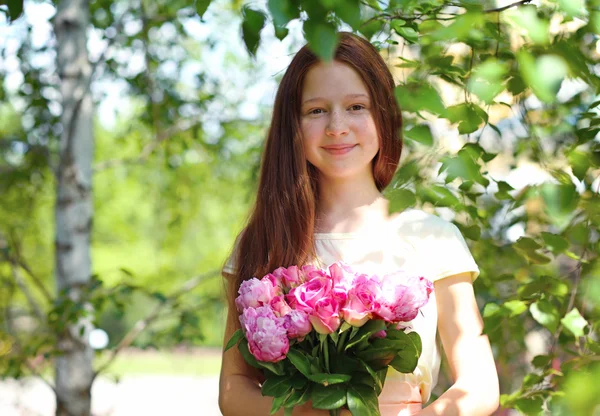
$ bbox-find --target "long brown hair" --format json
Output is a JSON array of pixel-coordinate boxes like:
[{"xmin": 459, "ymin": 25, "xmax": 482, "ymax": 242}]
[{"xmin": 225, "ymin": 31, "xmax": 403, "ymax": 313}]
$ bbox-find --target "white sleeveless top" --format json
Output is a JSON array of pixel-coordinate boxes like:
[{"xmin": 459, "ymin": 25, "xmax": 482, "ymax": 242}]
[{"xmin": 223, "ymin": 208, "xmax": 480, "ymax": 404}]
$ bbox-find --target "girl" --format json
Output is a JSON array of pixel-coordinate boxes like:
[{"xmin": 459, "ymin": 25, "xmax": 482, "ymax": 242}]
[{"xmin": 218, "ymin": 31, "xmax": 499, "ymax": 416}]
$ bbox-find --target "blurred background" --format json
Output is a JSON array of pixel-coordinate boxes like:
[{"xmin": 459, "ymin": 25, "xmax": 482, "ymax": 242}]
[{"xmin": 1, "ymin": 0, "xmax": 599, "ymax": 415}]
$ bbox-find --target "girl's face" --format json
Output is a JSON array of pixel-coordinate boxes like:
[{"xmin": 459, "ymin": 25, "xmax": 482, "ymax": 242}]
[{"xmin": 300, "ymin": 60, "xmax": 380, "ymax": 183}]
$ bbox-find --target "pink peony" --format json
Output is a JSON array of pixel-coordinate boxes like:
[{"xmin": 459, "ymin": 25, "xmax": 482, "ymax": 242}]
[
  {"xmin": 300, "ymin": 265, "xmax": 328, "ymax": 282},
  {"xmin": 285, "ymin": 274, "xmax": 333, "ymax": 312},
  {"xmin": 240, "ymin": 306, "xmax": 289, "ymax": 362},
  {"xmin": 341, "ymin": 274, "xmax": 381, "ymax": 327},
  {"xmin": 270, "ymin": 295, "xmax": 292, "ymax": 317},
  {"xmin": 375, "ymin": 273, "xmax": 433, "ymax": 323},
  {"xmin": 283, "ymin": 309, "xmax": 312, "ymax": 340},
  {"xmin": 235, "ymin": 277, "xmax": 279, "ymax": 312},
  {"xmin": 309, "ymin": 296, "xmax": 342, "ymax": 334},
  {"xmin": 272, "ymin": 266, "xmax": 303, "ymax": 291}
]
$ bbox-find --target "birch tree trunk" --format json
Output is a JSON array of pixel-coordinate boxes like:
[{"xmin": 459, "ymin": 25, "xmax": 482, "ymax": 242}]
[{"xmin": 53, "ymin": 0, "xmax": 94, "ymax": 414}]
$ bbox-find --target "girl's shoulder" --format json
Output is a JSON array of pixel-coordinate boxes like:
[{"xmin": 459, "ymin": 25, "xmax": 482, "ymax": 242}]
[{"xmin": 392, "ymin": 208, "xmax": 456, "ymax": 233}]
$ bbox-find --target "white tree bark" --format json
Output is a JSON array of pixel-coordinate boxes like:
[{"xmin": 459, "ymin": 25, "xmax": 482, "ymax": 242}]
[{"xmin": 53, "ymin": 0, "xmax": 94, "ymax": 414}]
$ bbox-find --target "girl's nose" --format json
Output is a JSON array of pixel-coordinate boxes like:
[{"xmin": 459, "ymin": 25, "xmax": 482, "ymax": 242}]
[{"xmin": 325, "ymin": 111, "xmax": 349, "ymax": 137}]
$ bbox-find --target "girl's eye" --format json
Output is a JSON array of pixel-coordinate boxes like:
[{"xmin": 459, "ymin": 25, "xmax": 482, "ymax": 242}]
[{"xmin": 350, "ymin": 104, "xmax": 365, "ymax": 111}]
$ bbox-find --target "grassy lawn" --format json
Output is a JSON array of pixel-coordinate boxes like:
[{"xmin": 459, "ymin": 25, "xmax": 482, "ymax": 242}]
[{"xmin": 95, "ymin": 348, "xmax": 222, "ymax": 377}]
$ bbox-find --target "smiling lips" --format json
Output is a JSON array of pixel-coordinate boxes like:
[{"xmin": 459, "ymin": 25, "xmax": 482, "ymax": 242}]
[{"xmin": 322, "ymin": 144, "xmax": 357, "ymax": 155}]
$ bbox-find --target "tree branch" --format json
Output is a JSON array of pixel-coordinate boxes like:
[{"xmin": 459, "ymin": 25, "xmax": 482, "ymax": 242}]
[
  {"xmin": 92, "ymin": 269, "xmax": 220, "ymax": 379},
  {"xmin": 485, "ymin": 0, "xmax": 533, "ymax": 13}
]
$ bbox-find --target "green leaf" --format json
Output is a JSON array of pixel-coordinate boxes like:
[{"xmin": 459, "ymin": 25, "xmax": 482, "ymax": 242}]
[
  {"xmin": 561, "ymin": 308, "xmax": 588, "ymax": 338},
  {"xmin": 286, "ymin": 349, "xmax": 312, "ymax": 377},
  {"xmin": 257, "ymin": 360, "xmax": 285, "ymax": 376},
  {"xmin": 503, "ymin": 300, "xmax": 528, "ymax": 317},
  {"xmin": 541, "ymin": 232, "xmax": 569, "ymax": 255},
  {"xmin": 387, "ymin": 188, "xmax": 416, "ymax": 213},
  {"xmin": 505, "ymin": 5, "xmax": 550, "ymax": 45},
  {"xmin": 405, "ymin": 124, "xmax": 434, "ymax": 146},
  {"xmin": 270, "ymin": 394, "xmax": 287, "ymax": 415},
  {"xmin": 345, "ymin": 320, "xmax": 386, "ymax": 351},
  {"xmin": 262, "ymin": 375, "xmax": 292, "ymax": 397},
  {"xmin": 514, "ymin": 397, "xmax": 544, "ymax": 415},
  {"xmin": 445, "ymin": 103, "xmax": 484, "ymax": 135},
  {"xmin": 195, "ymin": 0, "xmax": 212, "ymax": 19},
  {"xmin": 334, "ymin": 0, "xmax": 362, "ymax": 31},
  {"xmin": 417, "ymin": 185, "xmax": 461, "ymax": 208},
  {"xmin": 530, "ymin": 300, "xmax": 560, "ymax": 333},
  {"xmin": 467, "ymin": 59, "xmax": 509, "ymax": 104},
  {"xmin": 225, "ymin": 329, "xmax": 244, "ymax": 351},
  {"xmin": 567, "ymin": 149, "xmax": 590, "ymax": 181},
  {"xmin": 518, "ymin": 51, "xmax": 568, "ymax": 103},
  {"xmin": 267, "ymin": 0, "xmax": 299, "ymax": 27},
  {"xmin": 557, "ymin": 0, "xmax": 587, "ymax": 18},
  {"xmin": 394, "ymin": 83, "xmax": 446, "ymax": 116},
  {"xmin": 283, "ymin": 385, "xmax": 312, "ymax": 407},
  {"xmin": 239, "ymin": 339, "xmax": 261, "ymax": 369},
  {"xmin": 347, "ymin": 383, "xmax": 380, "ymax": 416},
  {"xmin": 242, "ymin": 6, "xmax": 267, "ymax": 57},
  {"xmin": 306, "ymin": 372, "xmax": 351, "ymax": 385},
  {"xmin": 311, "ymin": 384, "xmax": 347, "ymax": 410},
  {"xmin": 540, "ymin": 183, "xmax": 579, "ymax": 227},
  {"xmin": 303, "ymin": 20, "xmax": 339, "ymax": 63},
  {"xmin": 3, "ymin": 0, "xmax": 23, "ymax": 22},
  {"xmin": 357, "ymin": 359, "xmax": 383, "ymax": 393}
]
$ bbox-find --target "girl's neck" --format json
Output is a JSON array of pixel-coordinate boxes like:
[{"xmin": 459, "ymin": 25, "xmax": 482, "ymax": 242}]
[{"xmin": 315, "ymin": 172, "xmax": 390, "ymax": 234}]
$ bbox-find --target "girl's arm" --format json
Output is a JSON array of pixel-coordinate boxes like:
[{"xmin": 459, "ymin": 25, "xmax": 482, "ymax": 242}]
[
  {"xmin": 417, "ymin": 272, "xmax": 500, "ymax": 416},
  {"xmin": 219, "ymin": 273, "xmax": 342, "ymax": 416}
]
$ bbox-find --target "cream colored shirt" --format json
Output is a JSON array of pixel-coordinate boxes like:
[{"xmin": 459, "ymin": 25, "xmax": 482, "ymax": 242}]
[{"xmin": 223, "ymin": 208, "xmax": 480, "ymax": 404}]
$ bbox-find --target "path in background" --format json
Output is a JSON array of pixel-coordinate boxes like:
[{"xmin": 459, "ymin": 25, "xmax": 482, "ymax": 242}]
[
  {"xmin": 0, "ymin": 375, "xmax": 222, "ymax": 416},
  {"xmin": 0, "ymin": 347, "xmax": 223, "ymax": 416}
]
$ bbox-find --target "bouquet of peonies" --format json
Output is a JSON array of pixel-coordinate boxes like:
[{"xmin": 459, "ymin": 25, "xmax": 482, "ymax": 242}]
[{"xmin": 225, "ymin": 261, "xmax": 433, "ymax": 416}]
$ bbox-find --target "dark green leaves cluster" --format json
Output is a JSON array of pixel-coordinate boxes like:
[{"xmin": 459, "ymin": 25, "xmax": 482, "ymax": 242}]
[{"xmin": 226, "ymin": 320, "xmax": 422, "ymax": 416}]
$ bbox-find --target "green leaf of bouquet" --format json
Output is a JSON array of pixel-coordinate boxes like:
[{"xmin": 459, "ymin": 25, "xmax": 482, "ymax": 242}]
[
  {"xmin": 347, "ymin": 384, "xmax": 380, "ymax": 416},
  {"xmin": 530, "ymin": 300, "xmax": 560, "ymax": 333},
  {"xmin": 224, "ymin": 329, "xmax": 244, "ymax": 352},
  {"xmin": 238, "ymin": 339, "xmax": 261, "ymax": 369},
  {"xmin": 270, "ymin": 394, "xmax": 287, "ymax": 415},
  {"xmin": 241, "ymin": 6, "xmax": 266, "ymax": 57},
  {"xmin": 286, "ymin": 349, "xmax": 312, "ymax": 377},
  {"xmin": 345, "ymin": 320, "xmax": 386, "ymax": 351},
  {"xmin": 262, "ymin": 375, "xmax": 292, "ymax": 397},
  {"xmin": 561, "ymin": 308, "xmax": 588, "ymax": 338},
  {"xmin": 358, "ymin": 359, "xmax": 383, "ymax": 393},
  {"xmin": 290, "ymin": 373, "xmax": 308, "ymax": 389},
  {"xmin": 306, "ymin": 372, "xmax": 352, "ymax": 385},
  {"xmin": 390, "ymin": 349, "xmax": 419, "ymax": 373},
  {"xmin": 257, "ymin": 360, "xmax": 285, "ymax": 376},
  {"xmin": 283, "ymin": 384, "xmax": 313, "ymax": 408},
  {"xmin": 311, "ymin": 384, "xmax": 348, "ymax": 410}
]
